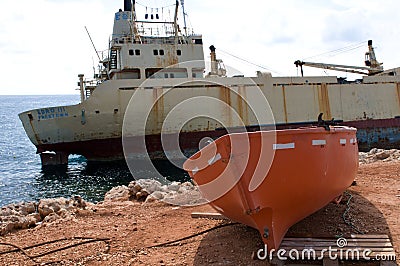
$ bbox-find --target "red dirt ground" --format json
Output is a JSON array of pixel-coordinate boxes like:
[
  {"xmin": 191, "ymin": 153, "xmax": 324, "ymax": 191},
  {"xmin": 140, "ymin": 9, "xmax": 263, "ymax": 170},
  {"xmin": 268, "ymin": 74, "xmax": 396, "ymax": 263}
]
[{"xmin": 0, "ymin": 161, "xmax": 399, "ymax": 265}]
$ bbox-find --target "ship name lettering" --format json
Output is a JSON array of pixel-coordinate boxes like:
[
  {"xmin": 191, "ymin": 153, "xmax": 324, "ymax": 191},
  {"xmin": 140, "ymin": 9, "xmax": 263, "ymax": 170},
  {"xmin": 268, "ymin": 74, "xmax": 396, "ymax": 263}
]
[{"xmin": 37, "ymin": 108, "xmax": 68, "ymax": 120}]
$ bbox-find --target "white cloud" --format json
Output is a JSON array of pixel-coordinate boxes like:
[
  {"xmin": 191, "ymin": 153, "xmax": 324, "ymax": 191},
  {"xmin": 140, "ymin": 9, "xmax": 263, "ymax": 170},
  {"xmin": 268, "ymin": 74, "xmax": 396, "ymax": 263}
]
[{"xmin": 0, "ymin": 0, "xmax": 399, "ymax": 94}]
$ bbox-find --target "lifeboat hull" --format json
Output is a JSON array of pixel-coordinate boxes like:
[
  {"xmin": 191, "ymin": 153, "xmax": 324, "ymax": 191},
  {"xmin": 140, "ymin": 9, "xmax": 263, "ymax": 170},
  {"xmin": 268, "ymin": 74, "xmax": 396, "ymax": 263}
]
[{"xmin": 183, "ymin": 126, "xmax": 358, "ymax": 250}]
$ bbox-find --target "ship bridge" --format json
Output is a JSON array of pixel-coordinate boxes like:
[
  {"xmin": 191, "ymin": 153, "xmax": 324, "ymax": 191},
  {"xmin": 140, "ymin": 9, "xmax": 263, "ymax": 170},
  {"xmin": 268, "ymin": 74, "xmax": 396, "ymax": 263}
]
[{"xmin": 107, "ymin": 1, "xmax": 205, "ymax": 80}]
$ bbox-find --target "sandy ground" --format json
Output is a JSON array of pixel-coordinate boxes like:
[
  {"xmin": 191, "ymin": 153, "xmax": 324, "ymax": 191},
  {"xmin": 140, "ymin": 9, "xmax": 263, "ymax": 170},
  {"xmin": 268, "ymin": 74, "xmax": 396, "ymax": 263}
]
[{"xmin": 0, "ymin": 161, "xmax": 399, "ymax": 265}]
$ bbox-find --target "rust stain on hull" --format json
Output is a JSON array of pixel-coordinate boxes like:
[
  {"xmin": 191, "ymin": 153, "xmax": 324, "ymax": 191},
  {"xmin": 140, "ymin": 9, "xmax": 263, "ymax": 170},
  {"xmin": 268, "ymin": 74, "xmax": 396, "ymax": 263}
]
[
  {"xmin": 219, "ymin": 86, "xmax": 232, "ymax": 126},
  {"xmin": 155, "ymin": 46, "xmax": 179, "ymax": 68},
  {"xmin": 237, "ymin": 86, "xmax": 249, "ymax": 125},
  {"xmin": 150, "ymin": 88, "xmax": 165, "ymax": 133},
  {"xmin": 318, "ymin": 83, "xmax": 332, "ymax": 120},
  {"xmin": 282, "ymin": 86, "xmax": 288, "ymax": 123},
  {"xmin": 27, "ymin": 113, "xmax": 42, "ymax": 145}
]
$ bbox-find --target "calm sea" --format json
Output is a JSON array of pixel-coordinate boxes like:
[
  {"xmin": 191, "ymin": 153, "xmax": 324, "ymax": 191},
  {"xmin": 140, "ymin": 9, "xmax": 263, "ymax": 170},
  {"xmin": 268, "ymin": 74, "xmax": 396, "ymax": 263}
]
[{"xmin": 0, "ymin": 95, "xmax": 135, "ymax": 206}]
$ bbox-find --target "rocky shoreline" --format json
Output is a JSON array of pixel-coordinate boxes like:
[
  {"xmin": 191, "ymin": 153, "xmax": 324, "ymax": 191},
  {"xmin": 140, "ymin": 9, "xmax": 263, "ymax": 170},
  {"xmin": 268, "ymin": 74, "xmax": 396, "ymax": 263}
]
[
  {"xmin": 1, "ymin": 149, "xmax": 399, "ymax": 237},
  {"xmin": 359, "ymin": 148, "xmax": 400, "ymax": 164},
  {"xmin": 0, "ymin": 179, "xmax": 204, "ymax": 237}
]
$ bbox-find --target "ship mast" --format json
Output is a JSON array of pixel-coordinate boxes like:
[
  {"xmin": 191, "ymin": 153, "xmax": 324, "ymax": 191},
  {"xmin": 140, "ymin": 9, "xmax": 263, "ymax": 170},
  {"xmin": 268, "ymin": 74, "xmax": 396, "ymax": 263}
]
[
  {"xmin": 364, "ymin": 40, "xmax": 383, "ymax": 73},
  {"xmin": 131, "ymin": 0, "xmax": 142, "ymax": 43},
  {"xmin": 180, "ymin": 0, "xmax": 188, "ymax": 37},
  {"xmin": 173, "ymin": 0, "xmax": 179, "ymax": 44}
]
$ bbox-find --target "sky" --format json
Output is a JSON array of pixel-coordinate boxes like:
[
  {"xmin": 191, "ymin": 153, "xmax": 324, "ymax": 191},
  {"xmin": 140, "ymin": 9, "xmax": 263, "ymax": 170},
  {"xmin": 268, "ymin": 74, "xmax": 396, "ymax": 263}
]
[{"xmin": 0, "ymin": 0, "xmax": 399, "ymax": 95}]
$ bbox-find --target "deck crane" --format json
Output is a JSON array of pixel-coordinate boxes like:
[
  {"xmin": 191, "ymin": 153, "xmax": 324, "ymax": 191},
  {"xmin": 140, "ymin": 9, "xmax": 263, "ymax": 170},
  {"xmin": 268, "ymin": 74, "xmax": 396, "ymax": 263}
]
[{"xmin": 294, "ymin": 40, "xmax": 384, "ymax": 76}]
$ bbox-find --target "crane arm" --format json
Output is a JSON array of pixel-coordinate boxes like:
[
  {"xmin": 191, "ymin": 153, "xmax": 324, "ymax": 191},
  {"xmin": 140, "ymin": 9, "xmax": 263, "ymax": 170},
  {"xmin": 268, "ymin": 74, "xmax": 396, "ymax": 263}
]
[{"xmin": 294, "ymin": 60, "xmax": 383, "ymax": 76}]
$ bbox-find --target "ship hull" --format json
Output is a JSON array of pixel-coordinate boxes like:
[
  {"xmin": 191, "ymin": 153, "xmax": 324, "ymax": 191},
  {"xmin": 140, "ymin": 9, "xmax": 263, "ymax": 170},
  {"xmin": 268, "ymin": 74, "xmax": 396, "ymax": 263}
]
[
  {"xmin": 31, "ymin": 117, "xmax": 399, "ymax": 163},
  {"xmin": 183, "ymin": 126, "xmax": 359, "ymax": 249},
  {"xmin": 19, "ymin": 75, "xmax": 400, "ymax": 165}
]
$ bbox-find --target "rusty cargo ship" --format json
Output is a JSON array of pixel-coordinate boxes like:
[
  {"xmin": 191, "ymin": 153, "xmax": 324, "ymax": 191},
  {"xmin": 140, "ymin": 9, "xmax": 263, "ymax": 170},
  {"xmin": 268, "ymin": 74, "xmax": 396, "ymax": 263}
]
[{"xmin": 19, "ymin": 0, "xmax": 400, "ymax": 166}]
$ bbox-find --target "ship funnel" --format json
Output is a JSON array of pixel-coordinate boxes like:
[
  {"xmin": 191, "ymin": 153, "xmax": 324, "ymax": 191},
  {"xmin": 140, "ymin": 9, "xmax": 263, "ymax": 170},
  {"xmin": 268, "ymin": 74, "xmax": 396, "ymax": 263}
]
[
  {"xmin": 209, "ymin": 45, "xmax": 218, "ymax": 75},
  {"xmin": 124, "ymin": 0, "xmax": 132, "ymax": 11},
  {"xmin": 207, "ymin": 45, "xmax": 227, "ymax": 77}
]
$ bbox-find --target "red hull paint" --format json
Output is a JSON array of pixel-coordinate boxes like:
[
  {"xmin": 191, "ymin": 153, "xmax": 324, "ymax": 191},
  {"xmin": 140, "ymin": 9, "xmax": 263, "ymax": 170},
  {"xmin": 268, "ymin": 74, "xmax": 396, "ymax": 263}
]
[
  {"xmin": 36, "ymin": 130, "xmax": 228, "ymax": 161},
  {"xmin": 35, "ymin": 118, "xmax": 400, "ymax": 162}
]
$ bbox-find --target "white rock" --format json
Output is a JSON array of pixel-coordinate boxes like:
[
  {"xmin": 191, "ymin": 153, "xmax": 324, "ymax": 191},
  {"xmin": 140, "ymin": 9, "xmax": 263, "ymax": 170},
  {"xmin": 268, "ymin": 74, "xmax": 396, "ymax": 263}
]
[
  {"xmin": 359, "ymin": 149, "xmax": 400, "ymax": 164},
  {"xmin": 136, "ymin": 179, "xmax": 163, "ymax": 194},
  {"xmin": 167, "ymin": 181, "xmax": 181, "ymax": 192},
  {"xmin": 0, "ymin": 196, "xmax": 87, "ymax": 236},
  {"xmin": 375, "ymin": 151, "xmax": 390, "ymax": 160},
  {"xmin": 104, "ymin": 185, "xmax": 130, "ymax": 202},
  {"xmin": 43, "ymin": 212, "xmax": 60, "ymax": 223},
  {"xmin": 151, "ymin": 191, "xmax": 166, "ymax": 200},
  {"xmin": 136, "ymin": 190, "xmax": 149, "ymax": 201},
  {"xmin": 144, "ymin": 194, "xmax": 158, "ymax": 203},
  {"xmin": 38, "ymin": 198, "xmax": 68, "ymax": 218},
  {"xmin": 128, "ymin": 182, "xmax": 142, "ymax": 196}
]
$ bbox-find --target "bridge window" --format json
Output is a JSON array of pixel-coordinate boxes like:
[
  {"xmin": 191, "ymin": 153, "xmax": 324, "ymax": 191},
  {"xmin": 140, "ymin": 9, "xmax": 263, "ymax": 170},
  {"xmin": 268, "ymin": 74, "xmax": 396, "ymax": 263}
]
[
  {"xmin": 169, "ymin": 68, "xmax": 187, "ymax": 78},
  {"xmin": 153, "ymin": 49, "xmax": 158, "ymax": 55},
  {"xmin": 177, "ymin": 49, "xmax": 182, "ymax": 56},
  {"xmin": 118, "ymin": 68, "xmax": 141, "ymax": 79},
  {"xmin": 129, "ymin": 49, "xmax": 141, "ymax": 56},
  {"xmin": 146, "ymin": 68, "xmax": 188, "ymax": 79},
  {"xmin": 146, "ymin": 68, "xmax": 163, "ymax": 78},
  {"xmin": 192, "ymin": 68, "xmax": 204, "ymax": 78},
  {"xmin": 159, "ymin": 50, "xmax": 164, "ymax": 56}
]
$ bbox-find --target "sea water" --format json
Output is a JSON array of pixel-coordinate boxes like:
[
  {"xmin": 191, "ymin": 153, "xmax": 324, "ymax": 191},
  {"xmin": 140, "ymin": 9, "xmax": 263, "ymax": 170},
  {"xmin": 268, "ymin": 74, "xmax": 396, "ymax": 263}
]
[{"xmin": 0, "ymin": 95, "xmax": 133, "ymax": 206}]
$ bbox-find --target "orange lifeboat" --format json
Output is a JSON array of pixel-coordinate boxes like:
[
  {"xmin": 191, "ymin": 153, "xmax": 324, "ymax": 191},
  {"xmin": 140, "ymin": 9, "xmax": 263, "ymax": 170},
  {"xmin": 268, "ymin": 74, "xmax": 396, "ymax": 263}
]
[{"xmin": 183, "ymin": 126, "xmax": 358, "ymax": 250}]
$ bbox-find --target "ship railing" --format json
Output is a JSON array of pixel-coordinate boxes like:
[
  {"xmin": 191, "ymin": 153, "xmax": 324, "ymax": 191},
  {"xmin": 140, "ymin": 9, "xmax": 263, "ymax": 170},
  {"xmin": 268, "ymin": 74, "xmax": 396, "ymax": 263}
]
[
  {"xmin": 83, "ymin": 78, "xmax": 103, "ymax": 99},
  {"xmin": 111, "ymin": 26, "xmax": 196, "ymax": 45},
  {"xmin": 111, "ymin": 35, "xmax": 190, "ymax": 45}
]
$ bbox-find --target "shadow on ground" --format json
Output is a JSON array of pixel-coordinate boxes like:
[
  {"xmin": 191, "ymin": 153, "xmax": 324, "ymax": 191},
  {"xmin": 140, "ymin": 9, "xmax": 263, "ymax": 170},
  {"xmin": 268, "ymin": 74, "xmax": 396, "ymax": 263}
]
[{"xmin": 192, "ymin": 190, "xmax": 392, "ymax": 265}]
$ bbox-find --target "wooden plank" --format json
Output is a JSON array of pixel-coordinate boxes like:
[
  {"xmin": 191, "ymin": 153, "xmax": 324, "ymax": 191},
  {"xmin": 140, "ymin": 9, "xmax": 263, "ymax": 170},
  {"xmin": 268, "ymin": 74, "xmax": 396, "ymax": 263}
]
[
  {"xmin": 284, "ymin": 237, "xmax": 336, "ymax": 241},
  {"xmin": 284, "ymin": 238, "xmax": 391, "ymax": 243},
  {"xmin": 346, "ymin": 239, "xmax": 392, "ymax": 243},
  {"xmin": 380, "ymin": 261, "xmax": 397, "ymax": 266},
  {"xmin": 279, "ymin": 246, "xmax": 394, "ymax": 252},
  {"xmin": 277, "ymin": 251, "xmax": 396, "ymax": 259},
  {"xmin": 351, "ymin": 234, "xmax": 390, "ymax": 239},
  {"xmin": 286, "ymin": 264, "xmax": 320, "ymax": 266},
  {"xmin": 368, "ymin": 252, "xmax": 397, "ymax": 258},
  {"xmin": 270, "ymin": 257, "xmax": 285, "ymax": 266},
  {"xmin": 271, "ymin": 235, "xmax": 396, "ymax": 263},
  {"xmin": 190, "ymin": 212, "xmax": 229, "ymax": 220},
  {"xmin": 323, "ymin": 257, "xmax": 339, "ymax": 266},
  {"xmin": 281, "ymin": 241, "xmax": 392, "ymax": 247}
]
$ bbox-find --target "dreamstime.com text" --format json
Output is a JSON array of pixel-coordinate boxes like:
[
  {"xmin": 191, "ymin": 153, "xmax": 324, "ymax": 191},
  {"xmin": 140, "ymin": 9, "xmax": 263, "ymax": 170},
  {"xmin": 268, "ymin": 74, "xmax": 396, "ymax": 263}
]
[{"xmin": 256, "ymin": 238, "xmax": 397, "ymax": 261}]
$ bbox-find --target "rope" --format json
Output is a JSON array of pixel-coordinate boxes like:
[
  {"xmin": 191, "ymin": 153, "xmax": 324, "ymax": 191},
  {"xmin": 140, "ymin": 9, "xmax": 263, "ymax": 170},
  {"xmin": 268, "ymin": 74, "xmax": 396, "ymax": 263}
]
[
  {"xmin": 0, "ymin": 242, "xmax": 38, "ymax": 264},
  {"xmin": 31, "ymin": 238, "xmax": 110, "ymax": 259},
  {"xmin": 302, "ymin": 40, "xmax": 367, "ymax": 61},
  {"xmin": 136, "ymin": 1, "xmax": 175, "ymax": 10},
  {"xmin": 342, "ymin": 191, "xmax": 364, "ymax": 234},
  {"xmin": 0, "ymin": 237, "xmax": 110, "ymax": 264},
  {"xmin": 146, "ymin": 222, "xmax": 239, "ymax": 248},
  {"xmin": 217, "ymin": 49, "xmax": 282, "ymax": 75},
  {"xmin": 0, "ymin": 238, "xmax": 67, "ymax": 256}
]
